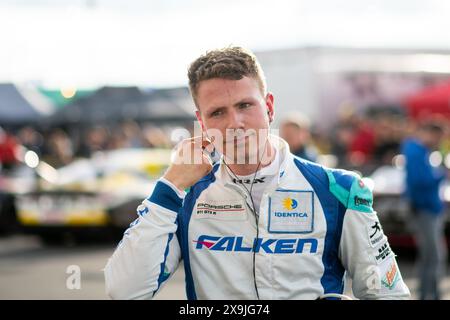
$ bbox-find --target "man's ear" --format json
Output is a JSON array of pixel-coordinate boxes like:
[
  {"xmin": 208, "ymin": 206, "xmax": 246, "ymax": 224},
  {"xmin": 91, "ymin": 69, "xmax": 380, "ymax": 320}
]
[{"xmin": 265, "ymin": 92, "xmax": 275, "ymax": 123}]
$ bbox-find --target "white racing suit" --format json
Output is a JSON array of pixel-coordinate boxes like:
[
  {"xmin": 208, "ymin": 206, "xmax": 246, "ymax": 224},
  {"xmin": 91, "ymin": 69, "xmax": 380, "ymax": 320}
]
[{"xmin": 104, "ymin": 136, "xmax": 410, "ymax": 300}]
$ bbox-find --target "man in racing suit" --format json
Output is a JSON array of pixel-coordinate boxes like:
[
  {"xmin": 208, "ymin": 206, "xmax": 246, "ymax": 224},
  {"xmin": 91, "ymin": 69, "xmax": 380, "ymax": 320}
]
[{"xmin": 104, "ymin": 47, "xmax": 410, "ymax": 300}]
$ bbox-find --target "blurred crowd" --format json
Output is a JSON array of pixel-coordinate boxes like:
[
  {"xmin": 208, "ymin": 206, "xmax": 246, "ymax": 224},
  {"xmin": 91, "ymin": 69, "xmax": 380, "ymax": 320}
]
[
  {"xmin": 0, "ymin": 121, "xmax": 178, "ymax": 170},
  {"xmin": 1, "ymin": 108, "xmax": 450, "ymax": 174},
  {"xmin": 293, "ymin": 108, "xmax": 450, "ymax": 175}
]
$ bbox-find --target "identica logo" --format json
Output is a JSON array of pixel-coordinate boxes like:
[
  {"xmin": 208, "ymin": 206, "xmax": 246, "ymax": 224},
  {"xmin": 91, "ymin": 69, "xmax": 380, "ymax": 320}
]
[
  {"xmin": 282, "ymin": 197, "xmax": 298, "ymax": 210},
  {"xmin": 194, "ymin": 235, "xmax": 318, "ymax": 254},
  {"xmin": 274, "ymin": 212, "xmax": 307, "ymax": 218}
]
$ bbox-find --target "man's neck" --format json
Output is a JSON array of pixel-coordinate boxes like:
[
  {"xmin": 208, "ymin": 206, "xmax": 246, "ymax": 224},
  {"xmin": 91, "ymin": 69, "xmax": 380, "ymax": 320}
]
[{"xmin": 225, "ymin": 141, "xmax": 276, "ymax": 176}]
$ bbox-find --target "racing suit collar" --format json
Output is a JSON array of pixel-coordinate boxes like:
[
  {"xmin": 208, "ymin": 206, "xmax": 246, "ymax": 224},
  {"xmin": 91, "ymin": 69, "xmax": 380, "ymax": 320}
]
[{"xmin": 219, "ymin": 135, "xmax": 292, "ymax": 192}]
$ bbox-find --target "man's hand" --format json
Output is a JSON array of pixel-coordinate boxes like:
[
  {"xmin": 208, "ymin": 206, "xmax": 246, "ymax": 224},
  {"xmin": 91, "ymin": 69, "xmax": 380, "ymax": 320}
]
[{"xmin": 163, "ymin": 137, "xmax": 214, "ymax": 191}]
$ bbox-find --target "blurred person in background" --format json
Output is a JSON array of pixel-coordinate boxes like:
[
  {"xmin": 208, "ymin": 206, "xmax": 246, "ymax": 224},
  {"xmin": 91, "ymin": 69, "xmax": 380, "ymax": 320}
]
[
  {"xmin": 0, "ymin": 126, "xmax": 19, "ymax": 171},
  {"xmin": 142, "ymin": 126, "xmax": 172, "ymax": 149},
  {"xmin": 279, "ymin": 112, "xmax": 319, "ymax": 162},
  {"xmin": 348, "ymin": 114, "xmax": 375, "ymax": 167},
  {"xmin": 401, "ymin": 121, "xmax": 448, "ymax": 300},
  {"xmin": 17, "ymin": 126, "xmax": 45, "ymax": 157},
  {"xmin": 120, "ymin": 120, "xmax": 144, "ymax": 148},
  {"xmin": 330, "ymin": 122, "xmax": 354, "ymax": 167},
  {"xmin": 44, "ymin": 129, "xmax": 74, "ymax": 168},
  {"xmin": 372, "ymin": 113, "xmax": 405, "ymax": 166},
  {"xmin": 77, "ymin": 126, "xmax": 109, "ymax": 157},
  {"xmin": 0, "ymin": 127, "xmax": 20, "ymax": 234},
  {"xmin": 107, "ymin": 130, "xmax": 127, "ymax": 150}
]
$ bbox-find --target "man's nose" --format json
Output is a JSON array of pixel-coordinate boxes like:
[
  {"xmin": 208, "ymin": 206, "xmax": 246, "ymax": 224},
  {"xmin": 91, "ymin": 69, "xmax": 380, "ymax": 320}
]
[{"xmin": 226, "ymin": 109, "xmax": 245, "ymax": 130}]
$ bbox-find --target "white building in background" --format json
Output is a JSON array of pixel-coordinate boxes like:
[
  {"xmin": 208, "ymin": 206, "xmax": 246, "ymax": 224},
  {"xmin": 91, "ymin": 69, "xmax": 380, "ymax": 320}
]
[{"xmin": 255, "ymin": 47, "xmax": 450, "ymax": 130}]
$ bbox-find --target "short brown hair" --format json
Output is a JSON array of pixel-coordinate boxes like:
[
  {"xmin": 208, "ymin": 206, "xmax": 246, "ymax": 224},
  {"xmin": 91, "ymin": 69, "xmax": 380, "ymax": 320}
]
[{"xmin": 188, "ymin": 46, "xmax": 266, "ymax": 106}]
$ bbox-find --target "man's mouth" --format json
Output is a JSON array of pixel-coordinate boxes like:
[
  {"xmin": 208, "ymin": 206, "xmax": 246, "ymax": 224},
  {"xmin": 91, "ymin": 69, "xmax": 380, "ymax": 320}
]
[
  {"xmin": 225, "ymin": 133, "xmax": 254, "ymax": 145},
  {"xmin": 234, "ymin": 136, "xmax": 247, "ymax": 144}
]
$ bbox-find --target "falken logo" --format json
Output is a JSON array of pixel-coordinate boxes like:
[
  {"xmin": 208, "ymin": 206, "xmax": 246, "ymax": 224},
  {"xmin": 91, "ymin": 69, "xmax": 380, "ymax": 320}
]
[
  {"xmin": 282, "ymin": 197, "xmax": 298, "ymax": 210},
  {"xmin": 194, "ymin": 235, "xmax": 318, "ymax": 254}
]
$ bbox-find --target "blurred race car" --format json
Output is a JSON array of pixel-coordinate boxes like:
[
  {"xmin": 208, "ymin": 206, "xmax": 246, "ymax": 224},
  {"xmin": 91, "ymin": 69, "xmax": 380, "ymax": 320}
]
[
  {"xmin": 1, "ymin": 148, "xmax": 171, "ymax": 244},
  {"xmin": 364, "ymin": 165, "xmax": 450, "ymax": 249}
]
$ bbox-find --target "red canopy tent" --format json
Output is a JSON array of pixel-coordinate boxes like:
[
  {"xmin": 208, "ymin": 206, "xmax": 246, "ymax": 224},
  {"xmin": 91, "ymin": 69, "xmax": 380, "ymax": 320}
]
[{"xmin": 405, "ymin": 80, "xmax": 450, "ymax": 121}]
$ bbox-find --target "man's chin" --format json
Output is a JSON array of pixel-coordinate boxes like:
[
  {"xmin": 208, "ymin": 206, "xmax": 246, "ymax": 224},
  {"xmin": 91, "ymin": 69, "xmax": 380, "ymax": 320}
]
[{"xmin": 222, "ymin": 147, "xmax": 261, "ymax": 165}]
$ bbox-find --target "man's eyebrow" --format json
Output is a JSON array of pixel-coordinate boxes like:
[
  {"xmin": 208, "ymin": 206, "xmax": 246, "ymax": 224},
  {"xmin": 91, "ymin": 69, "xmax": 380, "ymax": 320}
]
[
  {"xmin": 206, "ymin": 97, "xmax": 256, "ymax": 114},
  {"xmin": 207, "ymin": 106, "xmax": 227, "ymax": 115},
  {"xmin": 233, "ymin": 98, "xmax": 254, "ymax": 107}
]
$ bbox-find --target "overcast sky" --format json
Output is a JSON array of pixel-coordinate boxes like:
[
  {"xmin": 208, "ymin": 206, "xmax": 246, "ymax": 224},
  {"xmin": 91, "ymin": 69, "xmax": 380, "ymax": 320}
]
[{"xmin": 1, "ymin": 0, "xmax": 450, "ymax": 88}]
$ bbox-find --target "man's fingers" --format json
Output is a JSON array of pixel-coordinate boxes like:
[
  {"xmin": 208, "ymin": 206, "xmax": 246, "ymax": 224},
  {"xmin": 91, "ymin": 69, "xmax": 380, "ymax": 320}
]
[
  {"xmin": 173, "ymin": 136, "xmax": 215, "ymax": 165},
  {"xmin": 201, "ymin": 134, "xmax": 218, "ymax": 155},
  {"xmin": 186, "ymin": 135, "xmax": 214, "ymax": 156},
  {"xmin": 180, "ymin": 136, "xmax": 212, "ymax": 148},
  {"xmin": 202, "ymin": 140, "xmax": 215, "ymax": 155}
]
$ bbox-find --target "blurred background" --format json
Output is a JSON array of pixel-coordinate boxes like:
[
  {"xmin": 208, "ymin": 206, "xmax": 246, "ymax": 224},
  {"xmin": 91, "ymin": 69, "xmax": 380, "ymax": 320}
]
[{"xmin": 1, "ymin": 0, "xmax": 450, "ymax": 300}]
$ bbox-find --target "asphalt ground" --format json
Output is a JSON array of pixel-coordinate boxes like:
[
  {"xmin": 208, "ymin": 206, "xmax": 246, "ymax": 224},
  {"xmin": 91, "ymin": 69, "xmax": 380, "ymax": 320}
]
[{"xmin": 0, "ymin": 235, "xmax": 449, "ymax": 300}]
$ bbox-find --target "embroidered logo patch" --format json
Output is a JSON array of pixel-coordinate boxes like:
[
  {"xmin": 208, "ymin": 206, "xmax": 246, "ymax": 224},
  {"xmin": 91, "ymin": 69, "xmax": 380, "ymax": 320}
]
[
  {"xmin": 381, "ymin": 262, "xmax": 400, "ymax": 290},
  {"xmin": 194, "ymin": 199, "xmax": 247, "ymax": 221},
  {"xmin": 367, "ymin": 221, "xmax": 386, "ymax": 248},
  {"xmin": 282, "ymin": 197, "xmax": 298, "ymax": 210},
  {"xmin": 374, "ymin": 242, "xmax": 394, "ymax": 265},
  {"xmin": 268, "ymin": 190, "xmax": 314, "ymax": 234}
]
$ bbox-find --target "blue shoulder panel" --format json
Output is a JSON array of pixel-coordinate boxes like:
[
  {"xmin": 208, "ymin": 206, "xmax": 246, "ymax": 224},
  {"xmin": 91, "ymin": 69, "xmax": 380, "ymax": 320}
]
[
  {"xmin": 325, "ymin": 167, "xmax": 374, "ymax": 213},
  {"xmin": 330, "ymin": 169, "xmax": 356, "ymax": 191},
  {"xmin": 293, "ymin": 157, "xmax": 346, "ymax": 296},
  {"xmin": 176, "ymin": 163, "xmax": 220, "ymax": 300}
]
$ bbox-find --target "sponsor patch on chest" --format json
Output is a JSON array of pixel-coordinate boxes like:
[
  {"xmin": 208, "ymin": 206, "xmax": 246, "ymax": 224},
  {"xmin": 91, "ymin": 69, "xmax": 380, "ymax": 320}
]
[
  {"xmin": 194, "ymin": 199, "xmax": 247, "ymax": 221},
  {"xmin": 268, "ymin": 189, "xmax": 314, "ymax": 233}
]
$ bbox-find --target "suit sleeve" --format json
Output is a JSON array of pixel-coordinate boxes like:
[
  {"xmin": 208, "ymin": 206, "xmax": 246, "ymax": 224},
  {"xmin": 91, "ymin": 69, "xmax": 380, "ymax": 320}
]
[
  {"xmin": 337, "ymin": 177, "xmax": 411, "ymax": 299},
  {"xmin": 104, "ymin": 178, "xmax": 184, "ymax": 299}
]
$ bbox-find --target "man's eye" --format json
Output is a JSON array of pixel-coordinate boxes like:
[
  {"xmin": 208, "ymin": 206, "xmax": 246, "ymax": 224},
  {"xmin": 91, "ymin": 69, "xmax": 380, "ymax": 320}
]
[
  {"xmin": 211, "ymin": 110, "xmax": 223, "ymax": 117},
  {"xmin": 239, "ymin": 103, "xmax": 251, "ymax": 109}
]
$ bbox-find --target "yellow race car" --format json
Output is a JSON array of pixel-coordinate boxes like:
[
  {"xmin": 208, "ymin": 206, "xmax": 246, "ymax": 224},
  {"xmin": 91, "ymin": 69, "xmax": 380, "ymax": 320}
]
[{"xmin": 12, "ymin": 148, "xmax": 171, "ymax": 244}]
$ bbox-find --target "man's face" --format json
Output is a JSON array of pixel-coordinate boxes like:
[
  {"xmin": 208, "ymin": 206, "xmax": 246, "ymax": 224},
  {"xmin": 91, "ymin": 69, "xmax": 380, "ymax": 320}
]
[
  {"xmin": 419, "ymin": 128, "xmax": 443, "ymax": 150},
  {"xmin": 427, "ymin": 131, "xmax": 444, "ymax": 150},
  {"xmin": 280, "ymin": 123, "xmax": 309, "ymax": 151},
  {"xmin": 195, "ymin": 76, "xmax": 274, "ymax": 164}
]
